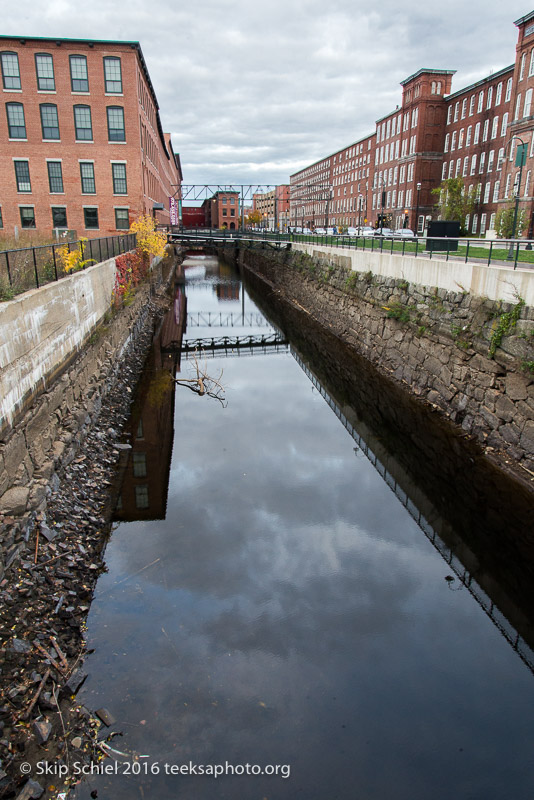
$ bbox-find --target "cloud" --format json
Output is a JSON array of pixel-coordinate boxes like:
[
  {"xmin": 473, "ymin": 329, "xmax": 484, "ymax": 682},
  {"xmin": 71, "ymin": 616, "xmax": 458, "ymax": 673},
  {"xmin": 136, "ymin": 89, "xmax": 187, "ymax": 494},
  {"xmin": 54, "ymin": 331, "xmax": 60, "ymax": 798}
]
[{"xmin": 3, "ymin": 0, "xmax": 528, "ymax": 184}]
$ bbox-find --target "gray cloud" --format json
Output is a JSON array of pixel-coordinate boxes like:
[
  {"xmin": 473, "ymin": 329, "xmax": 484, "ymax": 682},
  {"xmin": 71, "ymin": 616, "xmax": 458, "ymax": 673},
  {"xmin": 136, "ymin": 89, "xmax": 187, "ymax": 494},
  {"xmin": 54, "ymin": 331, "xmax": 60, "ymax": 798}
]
[{"xmin": 4, "ymin": 2, "xmax": 527, "ymax": 182}]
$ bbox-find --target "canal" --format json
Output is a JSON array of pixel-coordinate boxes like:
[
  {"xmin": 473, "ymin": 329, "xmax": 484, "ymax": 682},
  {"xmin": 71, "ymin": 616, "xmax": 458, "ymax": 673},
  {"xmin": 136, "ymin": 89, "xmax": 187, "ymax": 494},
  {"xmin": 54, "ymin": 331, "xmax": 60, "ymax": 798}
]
[{"xmin": 76, "ymin": 253, "xmax": 534, "ymax": 799}]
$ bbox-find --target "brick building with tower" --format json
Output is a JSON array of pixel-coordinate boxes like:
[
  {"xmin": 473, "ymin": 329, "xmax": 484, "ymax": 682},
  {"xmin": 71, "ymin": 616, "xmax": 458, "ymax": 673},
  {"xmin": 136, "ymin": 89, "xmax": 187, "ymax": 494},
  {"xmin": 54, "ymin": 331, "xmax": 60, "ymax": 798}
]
[
  {"xmin": 0, "ymin": 35, "xmax": 181, "ymax": 237},
  {"xmin": 290, "ymin": 9, "xmax": 534, "ymax": 239}
]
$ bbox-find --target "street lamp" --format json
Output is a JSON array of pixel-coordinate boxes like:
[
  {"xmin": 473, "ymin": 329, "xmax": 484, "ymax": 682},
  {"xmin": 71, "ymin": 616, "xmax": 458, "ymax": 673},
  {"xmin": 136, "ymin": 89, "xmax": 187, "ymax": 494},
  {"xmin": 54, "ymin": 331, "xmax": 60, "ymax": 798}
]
[
  {"xmin": 504, "ymin": 135, "xmax": 527, "ymax": 259},
  {"xmin": 415, "ymin": 182, "xmax": 422, "ymax": 235},
  {"xmin": 325, "ymin": 186, "xmax": 333, "ymax": 230}
]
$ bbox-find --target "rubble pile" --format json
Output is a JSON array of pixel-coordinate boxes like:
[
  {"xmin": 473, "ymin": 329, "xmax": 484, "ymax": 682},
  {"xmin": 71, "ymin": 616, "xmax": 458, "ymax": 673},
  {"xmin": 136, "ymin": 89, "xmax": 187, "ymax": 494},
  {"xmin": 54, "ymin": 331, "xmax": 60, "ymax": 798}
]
[{"xmin": 0, "ymin": 292, "xmax": 170, "ymax": 799}]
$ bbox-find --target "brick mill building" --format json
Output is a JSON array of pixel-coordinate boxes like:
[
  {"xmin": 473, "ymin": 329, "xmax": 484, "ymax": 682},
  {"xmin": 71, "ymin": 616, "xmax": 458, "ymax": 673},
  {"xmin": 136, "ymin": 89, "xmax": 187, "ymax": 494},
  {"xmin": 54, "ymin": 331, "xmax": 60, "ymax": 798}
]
[
  {"xmin": 0, "ymin": 35, "xmax": 181, "ymax": 237},
  {"xmin": 252, "ymin": 185, "xmax": 290, "ymax": 230},
  {"xmin": 290, "ymin": 9, "xmax": 534, "ymax": 238}
]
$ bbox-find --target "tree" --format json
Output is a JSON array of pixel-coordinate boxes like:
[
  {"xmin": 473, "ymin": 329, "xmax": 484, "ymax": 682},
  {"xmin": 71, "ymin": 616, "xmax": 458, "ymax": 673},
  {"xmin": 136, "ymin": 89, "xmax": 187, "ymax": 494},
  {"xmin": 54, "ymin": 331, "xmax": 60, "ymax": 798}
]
[
  {"xmin": 431, "ymin": 177, "xmax": 477, "ymax": 235},
  {"xmin": 494, "ymin": 202, "xmax": 527, "ymax": 239},
  {"xmin": 129, "ymin": 214, "xmax": 167, "ymax": 260},
  {"xmin": 246, "ymin": 210, "xmax": 262, "ymax": 227}
]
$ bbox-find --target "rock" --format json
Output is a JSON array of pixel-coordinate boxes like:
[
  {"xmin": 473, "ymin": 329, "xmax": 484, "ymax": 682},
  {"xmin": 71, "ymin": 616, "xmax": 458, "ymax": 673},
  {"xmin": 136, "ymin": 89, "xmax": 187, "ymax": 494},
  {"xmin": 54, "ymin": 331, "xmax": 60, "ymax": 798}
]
[
  {"xmin": 0, "ymin": 487, "xmax": 29, "ymax": 516},
  {"xmin": 62, "ymin": 669, "xmax": 87, "ymax": 697},
  {"xmin": 15, "ymin": 778, "xmax": 45, "ymax": 799},
  {"xmin": 39, "ymin": 523, "xmax": 57, "ymax": 543},
  {"xmin": 33, "ymin": 720, "xmax": 52, "ymax": 744},
  {"xmin": 71, "ymin": 736, "xmax": 82, "ymax": 748},
  {"xmin": 95, "ymin": 707, "xmax": 116, "ymax": 726},
  {"xmin": 9, "ymin": 639, "xmax": 31, "ymax": 654}
]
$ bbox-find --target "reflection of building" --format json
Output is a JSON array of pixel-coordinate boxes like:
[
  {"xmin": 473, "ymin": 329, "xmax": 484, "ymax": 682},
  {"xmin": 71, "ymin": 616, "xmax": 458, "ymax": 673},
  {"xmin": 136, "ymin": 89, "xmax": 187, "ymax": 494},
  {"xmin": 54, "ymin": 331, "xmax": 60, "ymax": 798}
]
[
  {"xmin": 0, "ymin": 35, "xmax": 181, "ymax": 235},
  {"xmin": 253, "ymin": 186, "xmax": 290, "ymax": 230},
  {"xmin": 290, "ymin": 11, "xmax": 534, "ymax": 237},
  {"xmin": 114, "ymin": 283, "xmax": 186, "ymax": 521},
  {"xmin": 215, "ymin": 282, "xmax": 240, "ymax": 301}
]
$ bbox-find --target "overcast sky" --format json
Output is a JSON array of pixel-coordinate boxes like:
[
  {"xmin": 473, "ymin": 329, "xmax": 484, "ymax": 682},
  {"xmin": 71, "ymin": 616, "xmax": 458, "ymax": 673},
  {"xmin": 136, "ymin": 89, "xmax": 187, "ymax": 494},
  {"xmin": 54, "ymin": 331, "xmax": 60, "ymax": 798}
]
[{"xmin": 4, "ymin": 0, "xmax": 533, "ymax": 189}]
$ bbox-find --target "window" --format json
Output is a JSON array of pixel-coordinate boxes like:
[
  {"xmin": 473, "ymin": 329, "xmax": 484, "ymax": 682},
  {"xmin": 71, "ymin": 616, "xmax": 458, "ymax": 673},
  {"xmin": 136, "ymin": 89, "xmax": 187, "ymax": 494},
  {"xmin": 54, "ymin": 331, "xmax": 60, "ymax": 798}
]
[
  {"xmin": 132, "ymin": 452, "xmax": 147, "ymax": 478},
  {"xmin": 103, "ymin": 57, "xmax": 122, "ymax": 93},
  {"xmin": 515, "ymin": 93, "xmax": 522, "ymax": 120},
  {"xmin": 70, "ymin": 55, "xmax": 88, "ymax": 92},
  {"xmin": 530, "ymin": 49, "xmax": 534, "ymax": 77},
  {"xmin": 454, "ymin": 102, "xmax": 459, "ymax": 122},
  {"xmin": 484, "ymin": 183, "xmax": 491, "ymax": 203},
  {"xmin": 490, "ymin": 212, "xmax": 496, "ymax": 230},
  {"xmin": 135, "ymin": 485, "xmax": 149, "ymax": 509},
  {"xmin": 47, "ymin": 161, "xmax": 63, "ymax": 193},
  {"xmin": 525, "ymin": 170, "xmax": 531, "ymax": 197},
  {"xmin": 520, "ymin": 53, "xmax": 526, "ymax": 80},
  {"xmin": 6, "ymin": 102, "xmax": 26, "ymax": 138},
  {"xmin": 501, "ymin": 113, "xmax": 509, "ymax": 136},
  {"xmin": 477, "ymin": 91, "xmax": 484, "ymax": 112},
  {"xmin": 493, "ymin": 181, "xmax": 500, "ymax": 202},
  {"xmin": 40, "ymin": 103, "xmax": 59, "ymax": 139},
  {"xmin": 466, "ymin": 126, "xmax": 472, "ymax": 146},
  {"xmin": 482, "ymin": 120, "xmax": 489, "ymax": 142},
  {"xmin": 451, "ymin": 131, "xmax": 457, "ymax": 151},
  {"xmin": 487, "ymin": 151, "xmax": 494, "ymax": 171},
  {"xmin": 447, "ymin": 107, "xmax": 452, "ymax": 124},
  {"xmin": 14, "ymin": 160, "xmax": 31, "ymax": 192},
  {"xmin": 1, "ymin": 52, "xmax": 21, "ymax": 89},
  {"xmin": 112, "ymin": 162, "xmax": 127, "ymax": 194},
  {"xmin": 479, "ymin": 152, "xmax": 486, "ymax": 173},
  {"xmin": 486, "ymin": 86, "xmax": 493, "ymax": 109},
  {"xmin": 469, "ymin": 95, "xmax": 475, "ymax": 115},
  {"xmin": 35, "ymin": 54, "xmax": 55, "ymax": 91},
  {"xmin": 496, "ymin": 82, "xmax": 503, "ymax": 105},
  {"xmin": 115, "ymin": 208, "xmax": 129, "ymax": 229},
  {"xmin": 107, "ymin": 106, "xmax": 125, "ymax": 141},
  {"xmin": 524, "ymin": 88, "xmax": 533, "ymax": 118},
  {"xmin": 80, "ymin": 162, "xmax": 96, "ymax": 193},
  {"xmin": 470, "ymin": 154, "xmax": 477, "ymax": 175},
  {"xmin": 491, "ymin": 117, "xmax": 499, "ymax": 139},
  {"xmin": 19, "ymin": 207, "xmax": 35, "ymax": 228},
  {"xmin": 442, "ymin": 162, "xmax": 447, "ymax": 180},
  {"xmin": 73, "ymin": 105, "xmax": 92, "ymax": 140},
  {"xmin": 505, "ymin": 78, "xmax": 512, "ymax": 102},
  {"xmin": 83, "ymin": 207, "xmax": 99, "ymax": 228},
  {"xmin": 51, "ymin": 207, "xmax": 67, "ymax": 228},
  {"xmin": 505, "ymin": 174, "xmax": 512, "ymax": 198},
  {"xmin": 461, "ymin": 98, "xmax": 467, "ymax": 119},
  {"xmin": 471, "ymin": 214, "xmax": 478, "ymax": 234},
  {"xmin": 458, "ymin": 129, "xmax": 464, "ymax": 149},
  {"xmin": 462, "ymin": 157, "xmax": 469, "ymax": 177}
]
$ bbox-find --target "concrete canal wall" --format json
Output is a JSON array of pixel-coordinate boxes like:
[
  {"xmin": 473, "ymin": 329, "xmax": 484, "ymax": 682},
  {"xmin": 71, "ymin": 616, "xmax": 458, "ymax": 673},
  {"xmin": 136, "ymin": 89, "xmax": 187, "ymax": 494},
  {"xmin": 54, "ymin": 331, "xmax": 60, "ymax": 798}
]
[{"xmin": 235, "ymin": 244, "xmax": 534, "ymax": 476}]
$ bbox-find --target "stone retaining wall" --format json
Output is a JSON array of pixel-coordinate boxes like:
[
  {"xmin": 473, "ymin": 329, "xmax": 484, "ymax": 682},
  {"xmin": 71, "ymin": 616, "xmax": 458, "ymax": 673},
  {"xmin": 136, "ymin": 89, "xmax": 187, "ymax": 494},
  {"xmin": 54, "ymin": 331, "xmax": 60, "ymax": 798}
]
[
  {"xmin": 0, "ymin": 255, "xmax": 173, "ymax": 580},
  {"xmin": 236, "ymin": 246, "xmax": 534, "ymax": 474}
]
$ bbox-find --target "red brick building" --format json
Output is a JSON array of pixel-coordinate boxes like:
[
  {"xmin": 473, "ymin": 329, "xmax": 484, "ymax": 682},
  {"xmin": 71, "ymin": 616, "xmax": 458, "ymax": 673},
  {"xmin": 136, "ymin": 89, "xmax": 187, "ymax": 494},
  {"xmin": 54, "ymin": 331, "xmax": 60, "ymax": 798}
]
[
  {"xmin": 203, "ymin": 191, "xmax": 240, "ymax": 229},
  {"xmin": 290, "ymin": 10, "xmax": 534, "ymax": 238},
  {"xmin": 0, "ymin": 35, "xmax": 181, "ymax": 237},
  {"xmin": 252, "ymin": 185, "xmax": 290, "ymax": 230}
]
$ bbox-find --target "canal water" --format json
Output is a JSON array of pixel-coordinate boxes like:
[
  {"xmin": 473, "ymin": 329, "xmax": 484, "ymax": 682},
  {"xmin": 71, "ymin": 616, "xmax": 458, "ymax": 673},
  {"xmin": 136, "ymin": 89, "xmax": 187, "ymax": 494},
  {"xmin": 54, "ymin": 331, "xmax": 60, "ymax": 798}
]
[{"xmin": 76, "ymin": 254, "xmax": 534, "ymax": 800}]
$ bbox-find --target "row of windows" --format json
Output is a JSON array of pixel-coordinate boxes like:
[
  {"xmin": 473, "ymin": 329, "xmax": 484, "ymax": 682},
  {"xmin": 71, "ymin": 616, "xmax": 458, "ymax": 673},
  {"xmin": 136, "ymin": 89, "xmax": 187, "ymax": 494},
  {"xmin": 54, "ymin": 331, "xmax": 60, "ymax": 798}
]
[
  {"xmin": 447, "ymin": 79, "xmax": 513, "ymax": 124},
  {"xmin": 5, "ymin": 101, "xmax": 125, "ymax": 141},
  {"xmin": 1, "ymin": 204, "xmax": 130, "ymax": 230},
  {"xmin": 1, "ymin": 51, "xmax": 123, "ymax": 94},
  {"xmin": 445, "ymin": 115, "xmax": 508, "ymax": 151},
  {"xmin": 12, "ymin": 158, "xmax": 127, "ymax": 195}
]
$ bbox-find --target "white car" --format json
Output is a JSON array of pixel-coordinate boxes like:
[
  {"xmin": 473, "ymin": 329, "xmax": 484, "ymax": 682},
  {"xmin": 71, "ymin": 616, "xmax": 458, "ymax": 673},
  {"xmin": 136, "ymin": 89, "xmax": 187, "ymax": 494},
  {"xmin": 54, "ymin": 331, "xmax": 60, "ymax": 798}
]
[
  {"xmin": 374, "ymin": 227, "xmax": 394, "ymax": 238},
  {"xmin": 361, "ymin": 227, "xmax": 376, "ymax": 237},
  {"xmin": 393, "ymin": 228, "xmax": 415, "ymax": 238},
  {"xmin": 314, "ymin": 227, "xmax": 326, "ymax": 235}
]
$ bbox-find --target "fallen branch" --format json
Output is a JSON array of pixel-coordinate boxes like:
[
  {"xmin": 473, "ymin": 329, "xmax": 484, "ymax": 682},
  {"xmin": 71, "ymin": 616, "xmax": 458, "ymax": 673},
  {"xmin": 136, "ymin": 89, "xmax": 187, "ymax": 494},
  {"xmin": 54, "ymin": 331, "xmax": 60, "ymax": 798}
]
[{"xmin": 20, "ymin": 668, "xmax": 51, "ymax": 720}]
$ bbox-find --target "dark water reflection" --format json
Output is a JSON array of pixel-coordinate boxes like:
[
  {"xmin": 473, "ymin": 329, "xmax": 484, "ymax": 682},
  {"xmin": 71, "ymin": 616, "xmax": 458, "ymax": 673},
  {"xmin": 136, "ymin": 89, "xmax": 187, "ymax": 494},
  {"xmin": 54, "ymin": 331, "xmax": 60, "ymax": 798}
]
[{"xmin": 77, "ymin": 255, "xmax": 534, "ymax": 800}]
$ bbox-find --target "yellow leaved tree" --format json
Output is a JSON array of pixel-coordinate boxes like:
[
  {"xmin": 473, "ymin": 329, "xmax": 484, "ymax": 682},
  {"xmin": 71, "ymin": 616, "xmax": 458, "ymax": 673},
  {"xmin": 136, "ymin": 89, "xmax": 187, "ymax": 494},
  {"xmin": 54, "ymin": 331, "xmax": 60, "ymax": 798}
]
[{"xmin": 129, "ymin": 214, "xmax": 167, "ymax": 261}]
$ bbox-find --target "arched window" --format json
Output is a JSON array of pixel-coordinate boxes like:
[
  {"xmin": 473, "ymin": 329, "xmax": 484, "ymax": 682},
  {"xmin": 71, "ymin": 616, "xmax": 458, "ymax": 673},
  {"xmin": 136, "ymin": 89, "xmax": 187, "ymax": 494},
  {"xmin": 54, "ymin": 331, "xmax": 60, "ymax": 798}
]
[{"xmin": 1, "ymin": 51, "xmax": 21, "ymax": 89}]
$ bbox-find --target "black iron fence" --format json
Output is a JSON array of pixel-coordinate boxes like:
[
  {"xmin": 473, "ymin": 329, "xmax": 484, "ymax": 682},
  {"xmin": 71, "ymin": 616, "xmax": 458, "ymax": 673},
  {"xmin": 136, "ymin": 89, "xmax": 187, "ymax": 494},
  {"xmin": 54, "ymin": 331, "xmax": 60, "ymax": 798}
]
[
  {"xmin": 166, "ymin": 227, "xmax": 534, "ymax": 271},
  {"xmin": 0, "ymin": 233, "xmax": 137, "ymax": 299}
]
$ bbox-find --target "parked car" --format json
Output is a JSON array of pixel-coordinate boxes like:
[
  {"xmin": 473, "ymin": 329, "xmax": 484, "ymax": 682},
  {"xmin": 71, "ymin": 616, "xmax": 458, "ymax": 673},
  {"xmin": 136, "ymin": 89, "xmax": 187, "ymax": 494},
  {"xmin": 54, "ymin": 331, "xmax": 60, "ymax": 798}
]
[
  {"xmin": 393, "ymin": 228, "xmax": 415, "ymax": 238},
  {"xmin": 373, "ymin": 227, "xmax": 394, "ymax": 238},
  {"xmin": 346, "ymin": 227, "xmax": 358, "ymax": 236},
  {"xmin": 361, "ymin": 227, "xmax": 376, "ymax": 237},
  {"xmin": 314, "ymin": 227, "xmax": 326, "ymax": 235}
]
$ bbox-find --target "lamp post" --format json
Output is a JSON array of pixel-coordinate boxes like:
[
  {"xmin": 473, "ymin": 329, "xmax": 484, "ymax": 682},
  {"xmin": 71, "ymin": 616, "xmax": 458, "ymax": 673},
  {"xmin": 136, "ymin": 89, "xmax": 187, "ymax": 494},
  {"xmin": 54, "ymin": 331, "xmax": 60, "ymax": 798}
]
[
  {"xmin": 325, "ymin": 186, "xmax": 333, "ymax": 231},
  {"xmin": 415, "ymin": 182, "xmax": 421, "ymax": 235},
  {"xmin": 358, "ymin": 195, "xmax": 363, "ymax": 233},
  {"xmin": 505, "ymin": 135, "xmax": 527, "ymax": 259}
]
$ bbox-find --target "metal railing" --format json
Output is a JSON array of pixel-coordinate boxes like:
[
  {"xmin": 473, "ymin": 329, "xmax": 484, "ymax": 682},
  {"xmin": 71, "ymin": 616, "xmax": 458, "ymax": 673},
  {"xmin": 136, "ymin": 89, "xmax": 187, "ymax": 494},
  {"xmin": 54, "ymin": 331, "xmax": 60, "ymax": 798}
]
[
  {"xmin": 166, "ymin": 227, "xmax": 534, "ymax": 270},
  {"xmin": 0, "ymin": 233, "xmax": 137, "ymax": 299}
]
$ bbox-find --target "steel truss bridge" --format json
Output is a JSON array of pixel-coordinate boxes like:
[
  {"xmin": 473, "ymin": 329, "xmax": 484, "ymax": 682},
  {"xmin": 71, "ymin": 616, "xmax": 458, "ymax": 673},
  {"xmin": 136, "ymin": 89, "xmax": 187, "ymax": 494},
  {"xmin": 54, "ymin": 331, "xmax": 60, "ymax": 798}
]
[{"xmin": 180, "ymin": 332, "xmax": 287, "ymax": 357}]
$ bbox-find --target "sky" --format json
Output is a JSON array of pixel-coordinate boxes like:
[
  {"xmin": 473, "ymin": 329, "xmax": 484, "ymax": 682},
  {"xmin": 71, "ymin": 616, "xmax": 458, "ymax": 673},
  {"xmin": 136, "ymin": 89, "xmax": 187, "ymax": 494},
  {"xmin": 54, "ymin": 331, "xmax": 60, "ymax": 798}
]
[{"xmin": 3, "ymin": 0, "xmax": 534, "ymax": 189}]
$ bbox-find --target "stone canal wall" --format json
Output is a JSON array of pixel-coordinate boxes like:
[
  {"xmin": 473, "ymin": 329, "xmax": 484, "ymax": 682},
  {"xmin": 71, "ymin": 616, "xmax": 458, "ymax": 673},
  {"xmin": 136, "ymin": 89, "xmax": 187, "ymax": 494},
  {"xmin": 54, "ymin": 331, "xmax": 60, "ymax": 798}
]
[
  {"xmin": 235, "ymin": 245, "xmax": 534, "ymax": 475},
  {"xmin": 0, "ymin": 255, "xmax": 172, "ymax": 580}
]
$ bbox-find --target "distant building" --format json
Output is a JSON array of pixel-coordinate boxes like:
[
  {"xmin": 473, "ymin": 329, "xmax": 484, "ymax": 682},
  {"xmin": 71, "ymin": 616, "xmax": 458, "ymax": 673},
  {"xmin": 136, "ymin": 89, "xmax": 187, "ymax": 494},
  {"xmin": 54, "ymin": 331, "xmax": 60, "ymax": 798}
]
[
  {"xmin": 252, "ymin": 185, "xmax": 290, "ymax": 230},
  {"xmin": 0, "ymin": 35, "xmax": 181, "ymax": 237},
  {"xmin": 204, "ymin": 190, "xmax": 240, "ymax": 229},
  {"xmin": 290, "ymin": 10, "xmax": 534, "ymax": 238}
]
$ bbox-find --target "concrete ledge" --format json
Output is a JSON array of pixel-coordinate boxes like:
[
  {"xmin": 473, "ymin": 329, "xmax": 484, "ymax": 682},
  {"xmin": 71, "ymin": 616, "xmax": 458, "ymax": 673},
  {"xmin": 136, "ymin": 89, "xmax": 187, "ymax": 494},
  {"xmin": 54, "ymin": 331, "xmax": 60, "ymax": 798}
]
[
  {"xmin": 0, "ymin": 259, "xmax": 116, "ymax": 430},
  {"xmin": 292, "ymin": 243, "xmax": 534, "ymax": 306}
]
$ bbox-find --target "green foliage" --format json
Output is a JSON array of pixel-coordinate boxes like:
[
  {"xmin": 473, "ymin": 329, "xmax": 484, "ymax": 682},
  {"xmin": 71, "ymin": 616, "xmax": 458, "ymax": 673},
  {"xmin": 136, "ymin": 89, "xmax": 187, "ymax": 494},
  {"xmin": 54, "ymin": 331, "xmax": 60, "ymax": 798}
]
[
  {"xmin": 431, "ymin": 177, "xmax": 477, "ymax": 235},
  {"xmin": 521, "ymin": 359, "xmax": 534, "ymax": 375},
  {"xmin": 488, "ymin": 297, "xmax": 525, "ymax": 358},
  {"xmin": 0, "ymin": 280, "xmax": 15, "ymax": 301},
  {"xmin": 383, "ymin": 302, "xmax": 411, "ymax": 323},
  {"xmin": 494, "ymin": 203, "xmax": 527, "ymax": 239},
  {"xmin": 344, "ymin": 272, "xmax": 359, "ymax": 292}
]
